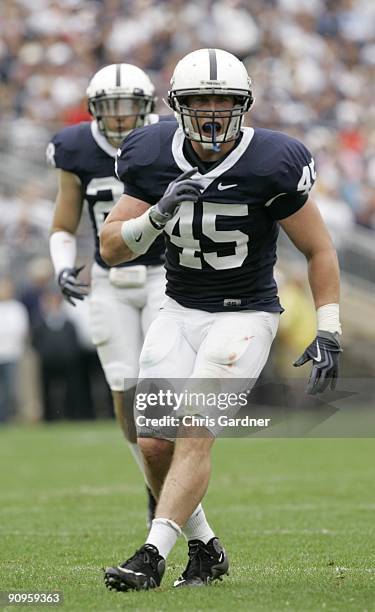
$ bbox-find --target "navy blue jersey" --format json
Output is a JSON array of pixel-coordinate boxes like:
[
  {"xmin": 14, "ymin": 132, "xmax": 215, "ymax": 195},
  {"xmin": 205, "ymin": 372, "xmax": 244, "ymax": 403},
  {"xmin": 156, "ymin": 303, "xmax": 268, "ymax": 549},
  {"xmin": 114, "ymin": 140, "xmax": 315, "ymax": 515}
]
[
  {"xmin": 116, "ymin": 122, "xmax": 316, "ymax": 312},
  {"xmin": 47, "ymin": 116, "xmax": 174, "ymax": 268}
]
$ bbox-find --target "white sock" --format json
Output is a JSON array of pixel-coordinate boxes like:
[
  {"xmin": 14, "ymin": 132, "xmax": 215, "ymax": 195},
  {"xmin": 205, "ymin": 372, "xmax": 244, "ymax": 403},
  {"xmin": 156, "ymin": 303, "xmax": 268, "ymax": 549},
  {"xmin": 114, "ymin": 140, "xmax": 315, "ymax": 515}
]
[
  {"xmin": 146, "ymin": 518, "xmax": 181, "ymax": 559},
  {"xmin": 182, "ymin": 504, "xmax": 215, "ymax": 544}
]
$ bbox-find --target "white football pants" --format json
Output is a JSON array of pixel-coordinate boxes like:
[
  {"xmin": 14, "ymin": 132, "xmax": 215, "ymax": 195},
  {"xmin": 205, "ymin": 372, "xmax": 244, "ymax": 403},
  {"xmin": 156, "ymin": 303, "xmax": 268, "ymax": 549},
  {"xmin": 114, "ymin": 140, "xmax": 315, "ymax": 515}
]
[{"xmin": 88, "ymin": 262, "xmax": 166, "ymax": 391}]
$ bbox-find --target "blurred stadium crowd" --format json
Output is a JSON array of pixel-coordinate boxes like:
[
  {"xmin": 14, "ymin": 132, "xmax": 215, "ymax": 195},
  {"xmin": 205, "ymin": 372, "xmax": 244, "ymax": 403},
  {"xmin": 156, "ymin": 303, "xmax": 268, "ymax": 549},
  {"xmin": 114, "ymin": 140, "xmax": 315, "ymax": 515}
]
[{"xmin": 0, "ymin": 0, "xmax": 374, "ymax": 421}]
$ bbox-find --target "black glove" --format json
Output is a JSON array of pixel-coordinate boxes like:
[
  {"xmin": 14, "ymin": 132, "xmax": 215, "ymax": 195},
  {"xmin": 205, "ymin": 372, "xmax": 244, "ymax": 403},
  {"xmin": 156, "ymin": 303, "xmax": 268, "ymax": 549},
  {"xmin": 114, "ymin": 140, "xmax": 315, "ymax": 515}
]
[
  {"xmin": 293, "ymin": 330, "xmax": 343, "ymax": 395},
  {"xmin": 58, "ymin": 265, "xmax": 89, "ymax": 306},
  {"xmin": 149, "ymin": 168, "xmax": 202, "ymax": 228}
]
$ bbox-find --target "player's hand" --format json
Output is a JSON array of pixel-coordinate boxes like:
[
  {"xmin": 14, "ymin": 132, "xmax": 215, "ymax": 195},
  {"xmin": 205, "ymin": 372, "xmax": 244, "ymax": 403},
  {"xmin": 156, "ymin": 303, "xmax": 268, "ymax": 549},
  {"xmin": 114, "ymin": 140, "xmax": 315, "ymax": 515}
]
[
  {"xmin": 293, "ymin": 331, "xmax": 342, "ymax": 395},
  {"xmin": 57, "ymin": 265, "xmax": 89, "ymax": 306},
  {"xmin": 149, "ymin": 168, "xmax": 202, "ymax": 227}
]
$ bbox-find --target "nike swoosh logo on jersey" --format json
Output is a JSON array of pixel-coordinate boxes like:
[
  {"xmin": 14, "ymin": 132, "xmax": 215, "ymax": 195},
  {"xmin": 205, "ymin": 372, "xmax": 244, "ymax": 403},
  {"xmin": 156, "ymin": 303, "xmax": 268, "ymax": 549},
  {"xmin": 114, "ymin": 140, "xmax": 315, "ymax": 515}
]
[
  {"xmin": 312, "ymin": 341, "xmax": 322, "ymax": 362},
  {"xmin": 217, "ymin": 182, "xmax": 238, "ymax": 191},
  {"xmin": 135, "ymin": 233, "xmax": 142, "ymax": 242}
]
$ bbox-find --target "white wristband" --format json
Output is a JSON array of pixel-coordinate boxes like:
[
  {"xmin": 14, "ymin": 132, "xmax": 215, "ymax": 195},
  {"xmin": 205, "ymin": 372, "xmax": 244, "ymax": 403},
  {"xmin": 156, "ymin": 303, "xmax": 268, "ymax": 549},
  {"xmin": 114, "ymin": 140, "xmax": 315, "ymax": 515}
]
[
  {"xmin": 120, "ymin": 209, "xmax": 163, "ymax": 256},
  {"xmin": 49, "ymin": 231, "xmax": 77, "ymax": 277},
  {"xmin": 317, "ymin": 303, "xmax": 342, "ymax": 335}
]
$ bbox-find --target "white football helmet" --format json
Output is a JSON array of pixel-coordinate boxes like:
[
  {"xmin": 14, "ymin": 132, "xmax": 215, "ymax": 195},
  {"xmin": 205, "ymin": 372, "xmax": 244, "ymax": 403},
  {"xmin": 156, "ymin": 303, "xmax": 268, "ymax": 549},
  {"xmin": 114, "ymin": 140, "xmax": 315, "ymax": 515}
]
[
  {"xmin": 87, "ymin": 64, "xmax": 156, "ymax": 145},
  {"xmin": 168, "ymin": 49, "xmax": 253, "ymax": 150}
]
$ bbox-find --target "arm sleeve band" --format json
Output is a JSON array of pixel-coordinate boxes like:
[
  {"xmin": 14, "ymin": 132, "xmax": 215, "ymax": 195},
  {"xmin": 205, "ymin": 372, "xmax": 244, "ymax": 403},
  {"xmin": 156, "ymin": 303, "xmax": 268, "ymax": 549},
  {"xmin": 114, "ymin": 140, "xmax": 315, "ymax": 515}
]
[
  {"xmin": 265, "ymin": 192, "xmax": 308, "ymax": 220},
  {"xmin": 49, "ymin": 231, "xmax": 77, "ymax": 276},
  {"xmin": 317, "ymin": 303, "xmax": 342, "ymax": 335},
  {"xmin": 120, "ymin": 208, "xmax": 163, "ymax": 256}
]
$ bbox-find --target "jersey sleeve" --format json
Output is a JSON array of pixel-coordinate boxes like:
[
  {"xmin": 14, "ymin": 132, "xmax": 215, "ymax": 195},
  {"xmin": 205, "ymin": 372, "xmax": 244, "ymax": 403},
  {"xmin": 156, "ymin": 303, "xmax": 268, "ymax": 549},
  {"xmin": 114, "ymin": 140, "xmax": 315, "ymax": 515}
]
[
  {"xmin": 115, "ymin": 127, "xmax": 161, "ymax": 205},
  {"xmin": 46, "ymin": 128, "xmax": 81, "ymax": 175},
  {"xmin": 265, "ymin": 139, "xmax": 316, "ymax": 221}
]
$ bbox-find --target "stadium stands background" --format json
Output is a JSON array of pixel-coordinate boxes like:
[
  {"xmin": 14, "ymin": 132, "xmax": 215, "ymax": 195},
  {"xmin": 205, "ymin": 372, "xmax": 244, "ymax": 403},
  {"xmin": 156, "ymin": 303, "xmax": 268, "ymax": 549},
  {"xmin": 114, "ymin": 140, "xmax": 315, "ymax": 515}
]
[{"xmin": 0, "ymin": 0, "xmax": 374, "ymax": 421}]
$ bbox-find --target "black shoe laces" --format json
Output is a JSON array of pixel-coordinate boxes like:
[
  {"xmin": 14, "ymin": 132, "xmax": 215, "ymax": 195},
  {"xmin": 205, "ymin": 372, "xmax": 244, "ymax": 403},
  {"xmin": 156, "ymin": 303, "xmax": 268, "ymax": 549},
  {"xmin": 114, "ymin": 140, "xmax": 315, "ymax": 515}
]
[
  {"xmin": 120, "ymin": 544, "xmax": 158, "ymax": 573},
  {"xmin": 182, "ymin": 541, "xmax": 216, "ymax": 580}
]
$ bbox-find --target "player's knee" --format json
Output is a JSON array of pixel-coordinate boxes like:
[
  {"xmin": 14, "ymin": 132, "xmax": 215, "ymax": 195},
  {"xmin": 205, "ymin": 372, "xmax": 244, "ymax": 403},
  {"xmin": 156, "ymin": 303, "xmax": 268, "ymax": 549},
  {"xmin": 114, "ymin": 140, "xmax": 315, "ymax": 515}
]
[
  {"xmin": 138, "ymin": 437, "xmax": 172, "ymax": 466},
  {"xmin": 203, "ymin": 328, "xmax": 254, "ymax": 372},
  {"xmin": 175, "ymin": 435, "xmax": 213, "ymax": 460},
  {"xmin": 112, "ymin": 390, "xmax": 138, "ymax": 443},
  {"xmin": 105, "ymin": 362, "xmax": 136, "ymax": 392},
  {"xmin": 204, "ymin": 341, "xmax": 243, "ymax": 366},
  {"xmin": 89, "ymin": 299, "xmax": 111, "ymax": 346}
]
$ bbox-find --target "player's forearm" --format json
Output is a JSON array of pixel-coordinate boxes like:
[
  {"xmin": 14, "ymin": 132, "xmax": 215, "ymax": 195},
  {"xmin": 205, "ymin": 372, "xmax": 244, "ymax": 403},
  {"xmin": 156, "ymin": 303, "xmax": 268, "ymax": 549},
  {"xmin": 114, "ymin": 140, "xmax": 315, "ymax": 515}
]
[
  {"xmin": 51, "ymin": 171, "xmax": 83, "ymax": 236},
  {"xmin": 100, "ymin": 220, "xmax": 138, "ymax": 265},
  {"xmin": 101, "ymin": 208, "xmax": 164, "ymax": 266},
  {"xmin": 307, "ymin": 246, "xmax": 340, "ymax": 309}
]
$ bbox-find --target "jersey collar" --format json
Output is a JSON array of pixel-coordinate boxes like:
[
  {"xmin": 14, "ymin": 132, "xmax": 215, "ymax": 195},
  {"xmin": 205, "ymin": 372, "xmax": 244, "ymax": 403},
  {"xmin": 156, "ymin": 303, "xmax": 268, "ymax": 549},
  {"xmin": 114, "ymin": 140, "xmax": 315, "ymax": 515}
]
[
  {"xmin": 171, "ymin": 126, "xmax": 255, "ymax": 190},
  {"xmin": 91, "ymin": 117, "xmax": 159, "ymax": 158},
  {"xmin": 90, "ymin": 121, "xmax": 118, "ymax": 158}
]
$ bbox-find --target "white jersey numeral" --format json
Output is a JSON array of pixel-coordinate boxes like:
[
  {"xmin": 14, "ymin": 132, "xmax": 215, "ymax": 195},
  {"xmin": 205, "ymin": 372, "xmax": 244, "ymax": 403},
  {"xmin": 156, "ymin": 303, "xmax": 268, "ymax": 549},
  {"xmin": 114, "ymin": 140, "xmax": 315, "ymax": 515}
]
[
  {"xmin": 202, "ymin": 203, "xmax": 248, "ymax": 270},
  {"xmin": 46, "ymin": 142, "xmax": 56, "ymax": 167},
  {"xmin": 165, "ymin": 202, "xmax": 249, "ymax": 270},
  {"xmin": 86, "ymin": 177, "xmax": 123, "ymax": 234},
  {"xmin": 297, "ymin": 158, "xmax": 316, "ymax": 196},
  {"xmin": 165, "ymin": 201, "xmax": 201, "ymax": 269}
]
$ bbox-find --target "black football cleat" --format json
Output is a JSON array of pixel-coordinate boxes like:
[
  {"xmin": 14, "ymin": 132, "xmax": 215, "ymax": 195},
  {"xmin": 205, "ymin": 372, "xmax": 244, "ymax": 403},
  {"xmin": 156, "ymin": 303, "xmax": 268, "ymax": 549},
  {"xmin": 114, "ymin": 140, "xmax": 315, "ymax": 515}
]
[
  {"xmin": 146, "ymin": 486, "xmax": 157, "ymax": 529},
  {"xmin": 104, "ymin": 544, "xmax": 165, "ymax": 592},
  {"xmin": 173, "ymin": 537, "xmax": 229, "ymax": 587}
]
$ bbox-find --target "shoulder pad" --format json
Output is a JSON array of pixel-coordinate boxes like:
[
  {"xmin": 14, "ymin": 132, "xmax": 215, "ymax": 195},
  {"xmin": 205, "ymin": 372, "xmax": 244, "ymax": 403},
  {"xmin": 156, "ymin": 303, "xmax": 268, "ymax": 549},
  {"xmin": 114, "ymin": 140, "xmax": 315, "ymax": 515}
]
[
  {"xmin": 46, "ymin": 122, "xmax": 92, "ymax": 172},
  {"xmin": 253, "ymin": 128, "xmax": 315, "ymax": 194},
  {"xmin": 116, "ymin": 121, "xmax": 177, "ymax": 181},
  {"xmin": 157, "ymin": 113, "xmax": 178, "ymax": 123}
]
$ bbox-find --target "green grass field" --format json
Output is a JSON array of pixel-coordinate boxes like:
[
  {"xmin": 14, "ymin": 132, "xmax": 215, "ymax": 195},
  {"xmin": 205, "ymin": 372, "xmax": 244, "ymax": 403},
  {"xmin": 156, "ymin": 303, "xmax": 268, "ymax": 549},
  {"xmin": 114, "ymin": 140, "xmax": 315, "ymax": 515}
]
[{"xmin": 1, "ymin": 422, "xmax": 375, "ymax": 611}]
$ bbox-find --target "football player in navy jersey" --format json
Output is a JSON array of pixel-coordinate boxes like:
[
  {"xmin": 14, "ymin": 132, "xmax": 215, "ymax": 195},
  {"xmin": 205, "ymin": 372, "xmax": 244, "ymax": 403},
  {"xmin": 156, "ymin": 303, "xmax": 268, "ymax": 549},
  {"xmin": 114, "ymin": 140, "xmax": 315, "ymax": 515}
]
[
  {"xmin": 100, "ymin": 49, "xmax": 342, "ymax": 592},
  {"xmin": 47, "ymin": 63, "xmax": 174, "ymax": 525}
]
